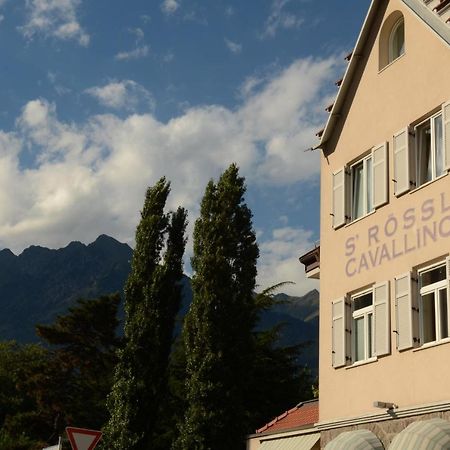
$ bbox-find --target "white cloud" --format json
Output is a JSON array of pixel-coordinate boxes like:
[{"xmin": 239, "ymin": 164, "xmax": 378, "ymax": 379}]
[
  {"xmin": 115, "ymin": 28, "xmax": 149, "ymax": 61},
  {"xmin": 0, "ymin": 55, "xmax": 340, "ymax": 292},
  {"xmin": 225, "ymin": 38, "xmax": 242, "ymax": 54},
  {"xmin": 161, "ymin": 0, "xmax": 179, "ymax": 15},
  {"xmin": 85, "ymin": 80, "xmax": 155, "ymax": 111},
  {"xmin": 239, "ymin": 75, "xmax": 265, "ymax": 99},
  {"xmin": 115, "ymin": 45, "xmax": 149, "ymax": 61},
  {"xmin": 129, "ymin": 27, "xmax": 144, "ymax": 40},
  {"xmin": 258, "ymin": 226, "xmax": 318, "ymax": 295},
  {"xmin": 163, "ymin": 51, "xmax": 174, "ymax": 63},
  {"xmin": 20, "ymin": 0, "xmax": 90, "ymax": 46},
  {"xmin": 262, "ymin": 0, "xmax": 304, "ymax": 38},
  {"xmin": 225, "ymin": 6, "xmax": 234, "ymax": 17}
]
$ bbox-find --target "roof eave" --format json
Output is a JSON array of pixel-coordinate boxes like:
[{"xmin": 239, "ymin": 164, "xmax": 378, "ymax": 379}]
[
  {"xmin": 318, "ymin": 0, "xmax": 450, "ymax": 151},
  {"xmin": 319, "ymin": 0, "xmax": 380, "ymax": 150}
]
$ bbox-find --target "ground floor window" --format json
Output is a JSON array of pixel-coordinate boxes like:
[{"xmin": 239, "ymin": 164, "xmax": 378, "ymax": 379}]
[
  {"xmin": 419, "ymin": 262, "xmax": 449, "ymax": 345},
  {"xmin": 352, "ymin": 290, "xmax": 374, "ymax": 362}
]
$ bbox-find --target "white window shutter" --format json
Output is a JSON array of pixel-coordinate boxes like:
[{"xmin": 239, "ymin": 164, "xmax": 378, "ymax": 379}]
[
  {"xmin": 395, "ymin": 273, "xmax": 417, "ymax": 350},
  {"xmin": 393, "ymin": 128, "xmax": 410, "ymax": 196},
  {"xmin": 374, "ymin": 281, "xmax": 390, "ymax": 357},
  {"xmin": 446, "ymin": 256, "xmax": 450, "ymax": 331},
  {"xmin": 443, "ymin": 102, "xmax": 450, "ymax": 170},
  {"xmin": 372, "ymin": 142, "xmax": 388, "ymax": 208},
  {"xmin": 332, "ymin": 297, "xmax": 347, "ymax": 368},
  {"xmin": 332, "ymin": 168, "xmax": 347, "ymax": 229}
]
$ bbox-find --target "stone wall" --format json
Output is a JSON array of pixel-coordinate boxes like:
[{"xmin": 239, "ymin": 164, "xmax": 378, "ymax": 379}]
[{"xmin": 320, "ymin": 410, "xmax": 450, "ymax": 448}]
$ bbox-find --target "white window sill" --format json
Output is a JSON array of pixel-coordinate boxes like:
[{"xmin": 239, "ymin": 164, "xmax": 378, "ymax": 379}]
[
  {"xmin": 378, "ymin": 52, "xmax": 406, "ymax": 74},
  {"xmin": 413, "ymin": 337, "xmax": 450, "ymax": 352},
  {"xmin": 345, "ymin": 209, "xmax": 376, "ymax": 228},
  {"xmin": 345, "ymin": 357, "xmax": 378, "ymax": 369},
  {"xmin": 410, "ymin": 171, "xmax": 448, "ymax": 194}
]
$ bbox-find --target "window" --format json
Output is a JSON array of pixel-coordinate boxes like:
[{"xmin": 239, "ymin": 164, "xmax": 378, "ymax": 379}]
[
  {"xmin": 395, "ymin": 259, "xmax": 450, "ymax": 351},
  {"xmin": 419, "ymin": 263, "xmax": 449, "ymax": 344},
  {"xmin": 393, "ymin": 101, "xmax": 450, "ymax": 196},
  {"xmin": 351, "ymin": 155, "xmax": 373, "ymax": 220},
  {"xmin": 332, "ymin": 282, "xmax": 390, "ymax": 368},
  {"xmin": 352, "ymin": 291, "xmax": 374, "ymax": 362},
  {"xmin": 416, "ymin": 112, "xmax": 444, "ymax": 187},
  {"xmin": 379, "ymin": 11, "xmax": 405, "ymax": 70},
  {"xmin": 388, "ymin": 18, "xmax": 405, "ymax": 63},
  {"xmin": 332, "ymin": 143, "xmax": 387, "ymax": 229}
]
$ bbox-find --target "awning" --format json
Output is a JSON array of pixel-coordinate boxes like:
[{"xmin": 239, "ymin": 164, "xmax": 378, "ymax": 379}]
[
  {"xmin": 324, "ymin": 429, "xmax": 384, "ymax": 450},
  {"xmin": 389, "ymin": 418, "xmax": 450, "ymax": 450},
  {"xmin": 260, "ymin": 433, "xmax": 320, "ymax": 450}
]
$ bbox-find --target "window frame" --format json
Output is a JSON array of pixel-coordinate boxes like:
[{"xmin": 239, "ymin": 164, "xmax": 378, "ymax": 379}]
[
  {"xmin": 388, "ymin": 17, "xmax": 405, "ymax": 64},
  {"xmin": 415, "ymin": 111, "xmax": 444, "ymax": 187},
  {"xmin": 418, "ymin": 261, "xmax": 449, "ymax": 346},
  {"xmin": 351, "ymin": 289, "xmax": 374, "ymax": 363},
  {"xmin": 350, "ymin": 153, "xmax": 374, "ymax": 221}
]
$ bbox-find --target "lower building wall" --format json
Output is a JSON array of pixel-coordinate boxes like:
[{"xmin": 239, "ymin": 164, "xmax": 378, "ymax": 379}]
[{"xmin": 321, "ymin": 410, "xmax": 450, "ymax": 448}]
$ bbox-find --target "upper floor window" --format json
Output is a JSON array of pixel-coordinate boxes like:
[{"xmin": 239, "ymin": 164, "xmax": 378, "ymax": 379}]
[
  {"xmin": 393, "ymin": 102, "xmax": 450, "ymax": 196},
  {"xmin": 388, "ymin": 18, "xmax": 405, "ymax": 63},
  {"xmin": 416, "ymin": 112, "xmax": 444, "ymax": 187},
  {"xmin": 332, "ymin": 143, "xmax": 387, "ymax": 229},
  {"xmin": 351, "ymin": 155, "xmax": 373, "ymax": 220},
  {"xmin": 379, "ymin": 11, "xmax": 405, "ymax": 70}
]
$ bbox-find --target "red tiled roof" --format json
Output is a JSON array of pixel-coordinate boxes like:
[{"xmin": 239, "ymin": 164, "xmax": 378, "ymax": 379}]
[{"xmin": 255, "ymin": 400, "xmax": 319, "ymax": 434}]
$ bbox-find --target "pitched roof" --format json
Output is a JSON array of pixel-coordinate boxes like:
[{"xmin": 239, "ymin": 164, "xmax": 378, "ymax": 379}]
[
  {"xmin": 318, "ymin": 0, "xmax": 450, "ymax": 150},
  {"xmin": 255, "ymin": 400, "xmax": 319, "ymax": 434}
]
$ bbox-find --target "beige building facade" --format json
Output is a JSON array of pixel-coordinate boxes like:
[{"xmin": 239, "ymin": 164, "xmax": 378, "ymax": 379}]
[{"xmin": 311, "ymin": 0, "xmax": 450, "ymax": 447}]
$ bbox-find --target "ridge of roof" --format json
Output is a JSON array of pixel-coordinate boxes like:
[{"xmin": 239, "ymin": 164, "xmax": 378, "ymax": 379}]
[{"xmin": 318, "ymin": 0, "xmax": 450, "ymax": 150}]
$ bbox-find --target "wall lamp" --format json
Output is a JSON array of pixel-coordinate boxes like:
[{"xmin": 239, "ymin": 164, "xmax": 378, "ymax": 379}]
[{"xmin": 373, "ymin": 401, "xmax": 398, "ymax": 410}]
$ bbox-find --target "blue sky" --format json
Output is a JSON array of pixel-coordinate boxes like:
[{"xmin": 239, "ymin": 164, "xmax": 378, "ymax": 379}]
[{"xmin": 0, "ymin": 0, "xmax": 371, "ymax": 295}]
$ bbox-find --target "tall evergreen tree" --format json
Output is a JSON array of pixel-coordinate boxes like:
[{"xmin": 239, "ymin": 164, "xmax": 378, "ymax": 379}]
[
  {"xmin": 104, "ymin": 178, "xmax": 187, "ymax": 450},
  {"xmin": 176, "ymin": 164, "xmax": 259, "ymax": 450}
]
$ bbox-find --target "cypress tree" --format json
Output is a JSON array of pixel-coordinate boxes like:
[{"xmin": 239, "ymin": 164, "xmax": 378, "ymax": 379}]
[
  {"xmin": 176, "ymin": 164, "xmax": 259, "ymax": 450},
  {"xmin": 104, "ymin": 178, "xmax": 187, "ymax": 449}
]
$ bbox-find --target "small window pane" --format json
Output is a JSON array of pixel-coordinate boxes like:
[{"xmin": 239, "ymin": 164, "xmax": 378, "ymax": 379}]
[
  {"xmin": 352, "ymin": 162, "xmax": 364, "ymax": 219},
  {"xmin": 422, "ymin": 293, "xmax": 436, "ymax": 344},
  {"xmin": 366, "ymin": 157, "xmax": 373, "ymax": 213},
  {"xmin": 439, "ymin": 288, "xmax": 448, "ymax": 339},
  {"xmin": 420, "ymin": 265, "xmax": 446, "ymax": 288},
  {"xmin": 393, "ymin": 22, "xmax": 405, "ymax": 59},
  {"xmin": 418, "ymin": 121, "xmax": 432, "ymax": 185},
  {"xmin": 354, "ymin": 317, "xmax": 365, "ymax": 361},
  {"xmin": 368, "ymin": 313, "xmax": 373, "ymax": 358},
  {"xmin": 354, "ymin": 292, "xmax": 373, "ymax": 311},
  {"xmin": 434, "ymin": 115, "xmax": 444, "ymax": 177},
  {"xmin": 390, "ymin": 19, "xmax": 405, "ymax": 63}
]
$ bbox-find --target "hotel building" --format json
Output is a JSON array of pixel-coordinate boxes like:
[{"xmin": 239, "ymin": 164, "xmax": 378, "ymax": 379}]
[{"xmin": 311, "ymin": 0, "xmax": 450, "ymax": 447}]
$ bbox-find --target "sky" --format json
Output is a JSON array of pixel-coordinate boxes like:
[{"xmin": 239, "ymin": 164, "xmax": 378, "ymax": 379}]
[{"xmin": 0, "ymin": 0, "xmax": 371, "ymax": 296}]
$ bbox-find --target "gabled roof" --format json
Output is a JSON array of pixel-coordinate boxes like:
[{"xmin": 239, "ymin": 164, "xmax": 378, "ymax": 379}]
[
  {"xmin": 255, "ymin": 400, "xmax": 319, "ymax": 434},
  {"xmin": 318, "ymin": 0, "xmax": 450, "ymax": 149}
]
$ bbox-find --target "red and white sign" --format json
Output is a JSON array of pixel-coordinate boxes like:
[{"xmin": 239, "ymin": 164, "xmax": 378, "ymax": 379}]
[{"xmin": 66, "ymin": 427, "xmax": 102, "ymax": 450}]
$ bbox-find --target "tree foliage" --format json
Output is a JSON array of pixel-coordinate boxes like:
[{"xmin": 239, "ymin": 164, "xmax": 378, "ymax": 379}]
[
  {"xmin": 0, "ymin": 294, "xmax": 121, "ymax": 448},
  {"xmin": 247, "ymin": 285, "xmax": 314, "ymax": 429},
  {"xmin": 176, "ymin": 164, "xmax": 259, "ymax": 450},
  {"xmin": 104, "ymin": 178, "xmax": 187, "ymax": 450}
]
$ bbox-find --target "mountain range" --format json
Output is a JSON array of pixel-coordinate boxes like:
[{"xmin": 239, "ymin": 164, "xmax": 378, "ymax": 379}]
[{"xmin": 0, "ymin": 235, "xmax": 319, "ymax": 371}]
